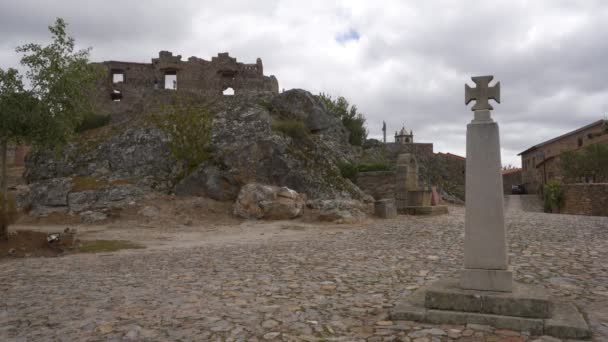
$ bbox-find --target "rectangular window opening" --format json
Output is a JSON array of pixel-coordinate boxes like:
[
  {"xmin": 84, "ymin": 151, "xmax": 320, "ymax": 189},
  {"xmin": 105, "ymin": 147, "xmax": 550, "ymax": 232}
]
[{"xmin": 164, "ymin": 71, "xmax": 177, "ymax": 90}]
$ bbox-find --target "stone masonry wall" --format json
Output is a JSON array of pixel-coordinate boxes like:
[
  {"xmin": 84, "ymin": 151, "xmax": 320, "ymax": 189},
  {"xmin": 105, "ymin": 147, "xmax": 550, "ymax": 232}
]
[
  {"xmin": 562, "ymin": 183, "xmax": 608, "ymax": 217},
  {"xmin": 91, "ymin": 51, "xmax": 279, "ymax": 121},
  {"xmin": 356, "ymin": 171, "xmax": 396, "ymax": 200}
]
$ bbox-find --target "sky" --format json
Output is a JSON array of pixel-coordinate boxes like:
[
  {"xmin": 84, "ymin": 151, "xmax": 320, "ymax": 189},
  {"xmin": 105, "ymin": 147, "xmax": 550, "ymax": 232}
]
[{"xmin": 1, "ymin": 1, "xmax": 607, "ymax": 166}]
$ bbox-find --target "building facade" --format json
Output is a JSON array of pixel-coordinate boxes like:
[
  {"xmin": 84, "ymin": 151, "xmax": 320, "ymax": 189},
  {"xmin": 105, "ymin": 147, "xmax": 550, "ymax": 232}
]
[{"xmin": 518, "ymin": 119, "xmax": 608, "ymax": 193}]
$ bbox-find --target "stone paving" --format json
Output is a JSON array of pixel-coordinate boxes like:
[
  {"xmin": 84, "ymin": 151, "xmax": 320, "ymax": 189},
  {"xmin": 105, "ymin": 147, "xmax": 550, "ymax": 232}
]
[{"xmin": 1, "ymin": 196, "xmax": 608, "ymax": 341}]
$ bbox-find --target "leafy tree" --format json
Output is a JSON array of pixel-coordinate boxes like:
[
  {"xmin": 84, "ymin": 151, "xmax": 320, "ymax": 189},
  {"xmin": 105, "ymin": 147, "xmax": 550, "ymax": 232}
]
[
  {"xmin": 560, "ymin": 143, "xmax": 608, "ymax": 183},
  {"xmin": 0, "ymin": 18, "xmax": 100, "ymax": 239},
  {"xmin": 543, "ymin": 180, "xmax": 564, "ymax": 213},
  {"xmin": 318, "ymin": 93, "xmax": 368, "ymax": 146},
  {"xmin": 149, "ymin": 95, "xmax": 214, "ymax": 183}
]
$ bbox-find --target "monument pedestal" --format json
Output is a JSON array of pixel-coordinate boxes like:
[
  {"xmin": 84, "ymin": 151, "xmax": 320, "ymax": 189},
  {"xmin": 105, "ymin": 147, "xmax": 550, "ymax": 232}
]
[
  {"xmin": 390, "ymin": 278, "xmax": 591, "ymax": 340},
  {"xmin": 460, "ymin": 267, "xmax": 513, "ymax": 292}
]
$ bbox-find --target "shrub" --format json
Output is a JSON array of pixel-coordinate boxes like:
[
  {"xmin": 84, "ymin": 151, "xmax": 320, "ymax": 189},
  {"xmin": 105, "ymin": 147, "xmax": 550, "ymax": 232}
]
[
  {"xmin": 338, "ymin": 162, "xmax": 358, "ymax": 182},
  {"xmin": 543, "ymin": 180, "xmax": 564, "ymax": 213},
  {"xmin": 75, "ymin": 113, "xmax": 111, "ymax": 133},
  {"xmin": 357, "ymin": 163, "xmax": 392, "ymax": 172},
  {"xmin": 0, "ymin": 193, "xmax": 19, "ymax": 227},
  {"xmin": 272, "ymin": 119, "xmax": 311, "ymax": 142},
  {"xmin": 318, "ymin": 93, "xmax": 368, "ymax": 146},
  {"xmin": 149, "ymin": 95, "xmax": 213, "ymax": 179}
]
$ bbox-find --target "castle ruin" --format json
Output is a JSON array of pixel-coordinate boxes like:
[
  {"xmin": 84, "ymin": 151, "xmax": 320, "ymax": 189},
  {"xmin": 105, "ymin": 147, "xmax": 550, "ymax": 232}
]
[{"xmin": 91, "ymin": 51, "xmax": 279, "ymax": 117}]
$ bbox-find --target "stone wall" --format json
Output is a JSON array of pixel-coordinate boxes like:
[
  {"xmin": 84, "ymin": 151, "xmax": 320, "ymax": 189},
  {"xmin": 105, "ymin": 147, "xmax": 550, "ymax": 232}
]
[
  {"xmin": 91, "ymin": 51, "xmax": 279, "ymax": 121},
  {"xmin": 356, "ymin": 171, "xmax": 396, "ymax": 200},
  {"xmin": 562, "ymin": 183, "xmax": 608, "ymax": 217}
]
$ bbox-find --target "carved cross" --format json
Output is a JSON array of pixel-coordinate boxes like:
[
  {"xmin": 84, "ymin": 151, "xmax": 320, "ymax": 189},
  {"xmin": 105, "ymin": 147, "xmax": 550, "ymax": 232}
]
[{"xmin": 465, "ymin": 75, "xmax": 500, "ymax": 111}]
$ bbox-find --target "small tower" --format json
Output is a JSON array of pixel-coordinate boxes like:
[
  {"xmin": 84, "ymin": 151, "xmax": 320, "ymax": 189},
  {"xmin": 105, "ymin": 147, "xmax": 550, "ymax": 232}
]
[{"xmin": 395, "ymin": 125, "xmax": 414, "ymax": 144}]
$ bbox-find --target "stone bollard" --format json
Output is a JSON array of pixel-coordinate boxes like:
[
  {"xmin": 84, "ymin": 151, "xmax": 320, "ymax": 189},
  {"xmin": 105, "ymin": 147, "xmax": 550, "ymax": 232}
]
[{"xmin": 374, "ymin": 198, "xmax": 397, "ymax": 218}]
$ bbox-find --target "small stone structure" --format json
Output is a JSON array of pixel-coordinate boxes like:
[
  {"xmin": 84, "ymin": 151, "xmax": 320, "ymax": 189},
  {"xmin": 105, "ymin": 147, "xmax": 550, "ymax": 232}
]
[
  {"xmin": 374, "ymin": 198, "xmax": 397, "ymax": 219},
  {"xmin": 395, "ymin": 153, "xmax": 447, "ymax": 215},
  {"xmin": 390, "ymin": 75, "xmax": 590, "ymax": 339},
  {"xmin": 91, "ymin": 51, "xmax": 279, "ymax": 120},
  {"xmin": 562, "ymin": 183, "xmax": 608, "ymax": 216}
]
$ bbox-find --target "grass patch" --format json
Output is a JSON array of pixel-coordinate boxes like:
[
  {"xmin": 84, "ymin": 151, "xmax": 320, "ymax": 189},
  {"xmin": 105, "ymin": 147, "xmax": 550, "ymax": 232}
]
[
  {"xmin": 71, "ymin": 176, "xmax": 135, "ymax": 192},
  {"xmin": 272, "ymin": 119, "xmax": 311, "ymax": 142},
  {"xmin": 78, "ymin": 240, "xmax": 145, "ymax": 253}
]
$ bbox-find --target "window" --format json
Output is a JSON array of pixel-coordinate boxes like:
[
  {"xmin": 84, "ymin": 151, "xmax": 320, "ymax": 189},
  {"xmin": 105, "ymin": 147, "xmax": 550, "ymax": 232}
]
[
  {"xmin": 164, "ymin": 71, "xmax": 177, "ymax": 90},
  {"xmin": 110, "ymin": 90, "xmax": 122, "ymax": 102},
  {"xmin": 112, "ymin": 73, "xmax": 124, "ymax": 84},
  {"xmin": 111, "ymin": 70, "xmax": 125, "ymax": 84},
  {"xmin": 577, "ymin": 137, "xmax": 583, "ymax": 147},
  {"xmin": 223, "ymin": 87, "xmax": 235, "ymax": 96}
]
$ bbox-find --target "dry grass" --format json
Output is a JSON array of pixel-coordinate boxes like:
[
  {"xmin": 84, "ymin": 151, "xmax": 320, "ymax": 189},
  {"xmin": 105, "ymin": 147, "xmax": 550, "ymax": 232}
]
[{"xmin": 77, "ymin": 240, "xmax": 145, "ymax": 253}]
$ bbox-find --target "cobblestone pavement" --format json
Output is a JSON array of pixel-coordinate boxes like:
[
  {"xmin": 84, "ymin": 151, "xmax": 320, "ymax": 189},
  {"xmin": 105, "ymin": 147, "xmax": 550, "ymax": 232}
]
[{"xmin": 2, "ymin": 196, "xmax": 608, "ymax": 341}]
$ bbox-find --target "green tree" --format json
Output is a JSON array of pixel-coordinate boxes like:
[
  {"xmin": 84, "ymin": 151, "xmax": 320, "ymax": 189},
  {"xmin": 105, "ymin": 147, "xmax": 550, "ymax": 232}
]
[
  {"xmin": 0, "ymin": 18, "xmax": 100, "ymax": 239},
  {"xmin": 561, "ymin": 143, "xmax": 608, "ymax": 183},
  {"xmin": 149, "ymin": 95, "xmax": 214, "ymax": 183},
  {"xmin": 318, "ymin": 93, "xmax": 368, "ymax": 146}
]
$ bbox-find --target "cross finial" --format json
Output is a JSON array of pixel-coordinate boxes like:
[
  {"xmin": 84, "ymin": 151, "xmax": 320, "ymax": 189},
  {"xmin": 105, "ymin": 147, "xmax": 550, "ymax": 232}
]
[{"xmin": 465, "ymin": 75, "xmax": 500, "ymax": 111}]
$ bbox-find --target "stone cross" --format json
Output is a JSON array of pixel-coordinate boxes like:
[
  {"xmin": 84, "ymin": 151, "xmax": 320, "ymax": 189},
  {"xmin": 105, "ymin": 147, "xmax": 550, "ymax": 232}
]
[
  {"xmin": 465, "ymin": 75, "xmax": 501, "ymax": 111},
  {"xmin": 461, "ymin": 75, "xmax": 512, "ymax": 292}
]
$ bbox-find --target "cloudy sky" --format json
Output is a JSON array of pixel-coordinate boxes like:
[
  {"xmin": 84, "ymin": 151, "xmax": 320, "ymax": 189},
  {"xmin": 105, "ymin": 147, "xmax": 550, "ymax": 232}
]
[{"xmin": 1, "ymin": 0, "xmax": 607, "ymax": 166}]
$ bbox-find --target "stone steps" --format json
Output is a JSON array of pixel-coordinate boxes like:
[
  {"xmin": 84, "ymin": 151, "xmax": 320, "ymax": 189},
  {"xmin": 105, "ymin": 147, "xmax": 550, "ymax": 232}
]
[{"xmin": 390, "ymin": 279, "xmax": 591, "ymax": 340}]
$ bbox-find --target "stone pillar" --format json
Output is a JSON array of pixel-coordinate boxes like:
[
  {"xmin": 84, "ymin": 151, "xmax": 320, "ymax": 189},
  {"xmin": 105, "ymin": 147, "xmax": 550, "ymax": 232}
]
[{"xmin": 460, "ymin": 109, "xmax": 512, "ymax": 292}]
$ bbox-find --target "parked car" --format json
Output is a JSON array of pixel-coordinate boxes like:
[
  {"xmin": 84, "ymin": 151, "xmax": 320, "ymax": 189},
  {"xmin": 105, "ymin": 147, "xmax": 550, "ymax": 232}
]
[{"xmin": 511, "ymin": 184, "xmax": 526, "ymax": 194}]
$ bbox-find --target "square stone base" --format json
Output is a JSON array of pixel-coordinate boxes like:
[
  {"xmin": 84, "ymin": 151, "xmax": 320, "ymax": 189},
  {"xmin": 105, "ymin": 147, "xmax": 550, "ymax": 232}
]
[
  {"xmin": 460, "ymin": 267, "xmax": 513, "ymax": 292},
  {"xmin": 390, "ymin": 277, "xmax": 591, "ymax": 340}
]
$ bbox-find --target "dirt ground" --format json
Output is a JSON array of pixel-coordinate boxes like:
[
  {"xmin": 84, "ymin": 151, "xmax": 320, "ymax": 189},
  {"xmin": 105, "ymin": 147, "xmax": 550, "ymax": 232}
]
[{"xmin": 9, "ymin": 194, "xmax": 373, "ymax": 255}]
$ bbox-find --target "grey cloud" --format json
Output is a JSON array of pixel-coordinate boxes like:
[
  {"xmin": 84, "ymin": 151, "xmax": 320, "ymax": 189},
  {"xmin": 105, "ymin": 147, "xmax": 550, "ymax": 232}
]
[{"xmin": 1, "ymin": 0, "xmax": 607, "ymax": 166}]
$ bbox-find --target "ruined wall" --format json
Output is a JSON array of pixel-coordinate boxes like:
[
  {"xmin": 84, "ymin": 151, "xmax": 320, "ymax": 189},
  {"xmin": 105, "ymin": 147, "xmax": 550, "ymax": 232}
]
[
  {"xmin": 356, "ymin": 171, "xmax": 396, "ymax": 200},
  {"xmin": 562, "ymin": 183, "xmax": 608, "ymax": 217},
  {"xmin": 91, "ymin": 51, "xmax": 279, "ymax": 120}
]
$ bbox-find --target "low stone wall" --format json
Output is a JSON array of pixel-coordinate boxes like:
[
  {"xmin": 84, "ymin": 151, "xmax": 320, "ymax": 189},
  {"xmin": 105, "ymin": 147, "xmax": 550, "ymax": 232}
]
[
  {"xmin": 356, "ymin": 171, "xmax": 395, "ymax": 200},
  {"xmin": 562, "ymin": 183, "xmax": 608, "ymax": 217}
]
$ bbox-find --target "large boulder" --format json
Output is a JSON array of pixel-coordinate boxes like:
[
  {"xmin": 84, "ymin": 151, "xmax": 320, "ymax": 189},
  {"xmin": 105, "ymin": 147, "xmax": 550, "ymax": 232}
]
[{"xmin": 234, "ymin": 183, "xmax": 305, "ymax": 220}]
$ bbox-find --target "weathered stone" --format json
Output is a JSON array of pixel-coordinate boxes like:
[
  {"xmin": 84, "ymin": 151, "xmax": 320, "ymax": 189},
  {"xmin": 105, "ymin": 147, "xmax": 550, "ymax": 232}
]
[
  {"xmin": 174, "ymin": 164, "xmax": 240, "ymax": 201},
  {"xmin": 424, "ymin": 278, "xmax": 552, "ymax": 318},
  {"xmin": 233, "ymin": 183, "xmax": 304, "ymax": 220},
  {"xmin": 462, "ymin": 78, "xmax": 511, "ymax": 291}
]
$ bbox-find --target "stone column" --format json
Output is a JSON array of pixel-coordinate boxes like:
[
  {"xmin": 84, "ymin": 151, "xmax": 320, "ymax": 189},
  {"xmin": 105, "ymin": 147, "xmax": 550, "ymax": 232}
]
[{"xmin": 460, "ymin": 109, "xmax": 512, "ymax": 292}]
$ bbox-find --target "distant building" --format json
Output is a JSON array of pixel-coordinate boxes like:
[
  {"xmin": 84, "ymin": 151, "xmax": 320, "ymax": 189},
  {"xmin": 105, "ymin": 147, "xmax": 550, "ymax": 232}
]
[
  {"xmin": 395, "ymin": 126, "xmax": 414, "ymax": 144},
  {"xmin": 502, "ymin": 168, "xmax": 522, "ymax": 194},
  {"xmin": 518, "ymin": 119, "xmax": 608, "ymax": 193}
]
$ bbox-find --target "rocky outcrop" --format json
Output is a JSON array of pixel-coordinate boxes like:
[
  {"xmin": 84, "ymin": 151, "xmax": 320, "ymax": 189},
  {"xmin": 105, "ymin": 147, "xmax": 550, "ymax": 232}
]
[
  {"xmin": 18, "ymin": 177, "xmax": 147, "ymax": 221},
  {"xmin": 233, "ymin": 183, "xmax": 305, "ymax": 220},
  {"xmin": 24, "ymin": 89, "xmax": 368, "ymax": 212},
  {"xmin": 24, "ymin": 128, "xmax": 178, "ymax": 191}
]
